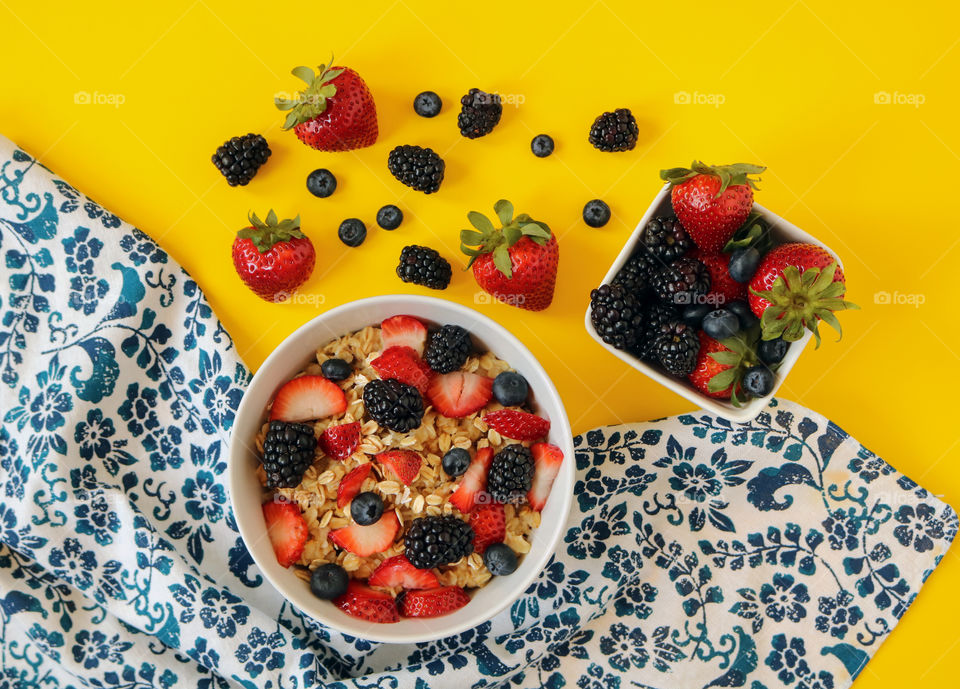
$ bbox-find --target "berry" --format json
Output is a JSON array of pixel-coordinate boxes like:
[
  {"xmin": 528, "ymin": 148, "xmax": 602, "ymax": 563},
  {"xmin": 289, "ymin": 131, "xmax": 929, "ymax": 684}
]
[
  {"xmin": 487, "ymin": 444, "xmax": 535, "ymax": 504},
  {"xmin": 589, "ymin": 283, "xmax": 644, "ymax": 351},
  {"xmin": 397, "ymin": 245, "xmax": 452, "ymax": 289},
  {"xmin": 654, "ymin": 321, "xmax": 700, "ymax": 377},
  {"xmin": 642, "ymin": 216, "xmax": 691, "ymax": 261},
  {"xmin": 381, "ymin": 315, "xmax": 427, "ymax": 355},
  {"xmin": 758, "ymin": 337, "xmax": 789, "ymax": 365},
  {"xmin": 743, "ymin": 365, "xmax": 775, "ymax": 397},
  {"xmin": 637, "ymin": 302, "xmax": 680, "ymax": 361},
  {"xmin": 338, "ymin": 218, "xmax": 366, "ymax": 247},
  {"xmin": 426, "ymin": 372, "xmax": 493, "ymax": 418},
  {"xmin": 329, "ymin": 511, "xmax": 400, "ymax": 557},
  {"xmin": 531, "ymin": 134, "xmax": 554, "ymax": 157},
  {"xmin": 318, "ymin": 421, "xmax": 360, "ymax": 460},
  {"xmin": 306, "ymin": 168, "xmax": 336, "ymax": 198},
  {"xmin": 413, "ymin": 90, "xmax": 442, "ymax": 118},
  {"xmin": 310, "ymin": 563, "xmax": 349, "ymax": 599},
  {"xmin": 387, "ymin": 145, "xmax": 445, "ymax": 193},
  {"xmin": 527, "ymin": 443, "xmax": 564, "ymax": 511},
  {"xmin": 681, "ymin": 303, "xmax": 712, "ymax": 329},
  {"xmin": 425, "ymin": 325, "xmax": 472, "ymax": 373},
  {"xmin": 693, "ymin": 250, "xmax": 747, "ymax": 306},
  {"xmin": 371, "ymin": 346, "xmax": 433, "ymax": 395},
  {"xmin": 376, "ymin": 449, "xmax": 422, "ymax": 486},
  {"xmin": 442, "ymin": 448, "xmax": 472, "ymax": 477},
  {"xmin": 398, "ymin": 586, "xmax": 470, "ymax": 618},
  {"xmin": 588, "ymin": 108, "xmax": 639, "ymax": 152},
  {"xmin": 729, "ymin": 246, "xmax": 761, "ymax": 283},
  {"xmin": 270, "ymin": 375, "xmax": 347, "ymax": 423},
  {"xmin": 650, "ymin": 257, "xmax": 711, "ymax": 307},
  {"xmin": 492, "ymin": 371, "xmax": 529, "ymax": 407},
  {"xmin": 483, "ymin": 543, "xmax": 518, "ymax": 575},
  {"xmin": 333, "ymin": 580, "xmax": 399, "ymax": 624},
  {"xmin": 702, "ymin": 309, "xmax": 740, "ymax": 340},
  {"xmin": 232, "ymin": 210, "xmax": 315, "ymax": 302},
  {"xmin": 583, "ymin": 199, "xmax": 611, "ymax": 228},
  {"xmin": 458, "ymin": 88, "xmax": 502, "ymax": 138},
  {"xmin": 369, "ymin": 555, "xmax": 440, "ymax": 589},
  {"xmin": 687, "ymin": 331, "xmax": 757, "ymax": 402},
  {"xmin": 484, "ymin": 409, "xmax": 550, "ymax": 441},
  {"xmin": 403, "ymin": 516, "xmax": 474, "ymax": 569},
  {"xmin": 613, "ymin": 248, "xmax": 658, "ymax": 299},
  {"xmin": 362, "ymin": 379, "xmax": 424, "ymax": 432},
  {"xmin": 449, "ymin": 447, "xmax": 494, "ymax": 513},
  {"xmin": 470, "ymin": 503, "xmax": 506, "ymax": 554},
  {"xmin": 321, "ymin": 358, "xmax": 352, "ymax": 381},
  {"xmin": 261, "ymin": 421, "xmax": 316, "ymax": 488},
  {"xmin": 337, "ymin": 463, "xmax": 372, "ymax": 509},
  {"xmin": 377, "ymin": 204, "xmax": 403, "ymax": 230},
  {"xmin": 262, "ymin": 500, "xmax": 308, "ymax": 567},
  {"xmin": 212, "ymin": 133, "xmax": 271, "ymax": 186},
  {"xmin": 351, "ymin": 491, "xmax": 384, "ymax": 526}
]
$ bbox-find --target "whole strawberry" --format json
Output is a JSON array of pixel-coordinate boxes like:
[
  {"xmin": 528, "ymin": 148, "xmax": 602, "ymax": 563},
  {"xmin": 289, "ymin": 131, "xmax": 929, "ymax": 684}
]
[
  {"xmin": 232, "ymin": 210, "xmax": 315, "ymax": 302},
  {"xmin": 691, "ymin": 249, "xmax": 746, "ymax": 306},
  {"xmin": 660, "ymin": 162, "xmax": 765, "ymax": 252},
  {"xmin": 687, "ymin": 330, "xmax": 757, "ymax": 404},
  {"xmin": 460, "ymin": 200, "xmax": 558, "ymax": 311},
  {"xmin": 275, "ymin": 58, "xmax": 378, "ymax": 152}
]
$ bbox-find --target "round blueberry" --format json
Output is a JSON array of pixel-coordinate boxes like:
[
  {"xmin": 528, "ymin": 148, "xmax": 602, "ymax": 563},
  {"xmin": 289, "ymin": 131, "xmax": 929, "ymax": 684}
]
[
  {"xmin": 413, "ymin": 91, "xmax": 442, "ymax": 118},
  {"xmin": 492, "ymin": 371, "xmax": 529, "ymax": 406},
  {"xmin": 442, "ymin": 448, "xmax": 471, "ymax": 477},
  {"xmin": 483, "ymin": 542, "xmax": 518, "ymax": 575},
  {"xmin": 726, "ymin": 300, "xmax": 758, "ymax": 330},
  {"xmin": 758, "ymin": 337, "xmax": 789, "ymax": 365},
  {"xmin": 682, "ymin": 303, "xmax": 713, "ymax": 328},
  {"xmin": 321, "ymin": 358, "xmax": 351, "ymax": 381},
  {"xmin": 350, "ymin": 491, "xmax": 384, "ymax": 526},
  {"xmin": 307, "ymin": 169, "xmax": 337, "ymax": 198},
  {"xmin": 742, "ymin": 365, "xmax": 775, "ymax": 397},
  {"xmin": 701, "ymin": 309, "xmax": 740, "ymax": 340},
  {"xmin": 729, "ymin": 247, "xmax": 761, "ymax": 283},
  {"xmin": 376, "ymin": 204, "xmax": 403, "ymax": 230},
  {"xmin": 338, "ymin": 218, "xmax": 366, "ymax": 248},
  {"xmin": 583, "ymin": 199, "xmax": 611, "ymax": 228},
  {"xmin": 310, "ymin": 563, "xmax": 349, "ymax": 599},
  {"xmin": 531, "ymin": 134, "xmax": 555, "ymax": 157}
]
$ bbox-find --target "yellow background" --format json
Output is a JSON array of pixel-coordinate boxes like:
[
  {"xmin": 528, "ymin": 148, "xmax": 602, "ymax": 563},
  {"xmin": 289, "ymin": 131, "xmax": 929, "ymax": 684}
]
[{"xmin": 2, "ymin": 0, "xmax": 958, "ymax": 683}]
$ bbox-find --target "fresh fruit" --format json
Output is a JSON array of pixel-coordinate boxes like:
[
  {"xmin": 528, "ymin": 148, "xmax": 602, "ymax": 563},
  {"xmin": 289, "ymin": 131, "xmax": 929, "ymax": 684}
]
[
  {"xmin": 613, "ymin": 248, "xmax": 658, "ymax": 299},
  {"xmin": 527, "ymin": 442, "xmax": 564, "ymax": 511},
  {"xmin": 531, "ymin": 134, "xmax": 554, "ymax": 157},
  {"xmin": 492, "ymin": 371, "xmax": 528, "ymax": 407},
  {"xmin": 381, "ymin": 315, "xmax": 427, "ymax": 355},
  {"xmin": 748, "ymin": 242, "xmax": 858, "ymax": 345},
  {"xmin": 660, "ymin": 162, "xmax": 765, "ymax": 252},
  {"xmin": 588, "ymin": 108, "xmax": 638, "ymax": 152},
  {"xmin": 377, "ymin": 205, "xmax": 403, "ymax": 230},
  {"xmin": 362, "ymin": 379, "xmax": 424, "ymax": 432},
  {"xmin": 376, "ymin": 449, "xmax": 422, "ymax": 486},
  {"xmin": 321, "ymin": 358, "xmax": 352, "ymax": 381},
  {"xmin": 642, "ymin": 216, "xmax": 691, "ymax": 261},
  {"xmin": 681, "ymin": 303, "xmax": 712, "ymax": 329},
  {"xmin": 583, "ymin": 199, "xmax": 611, "ymax": 228},
  {"xmin": 396, "ymin": 245, "xmax": 452, "ymax": 289},
  {"xmin": 469, "ymin": 503, "xmax": 506, "ymax": 554},
  {"xmin": 687, "ymin": 330, "xmax": 758, "ymax": 403},
  {"xmin": 424, "ymin": 325, "xmax": 472, "ymax": 374},
  {"xmin": 306, "ymin": 169, "xmax": 337, "ymax": 198},
  {"xmin": 458, "ymin": 88, "xmax": 502, "ymax": 138},
  {"xmin": 487, "ymin": 444, "xmax": 535, "ymax": 504},
  {"xmin": 484, "ymin": 409, "xmax": 550, "ymax": 441},
  {"xmin": 638, "ymin": 302, "xmax": 680, "ymax": 361},
  {"xmin": 398, "ymin": 586, "xmax": 470, "ymax": 618},
  {"xmin": 426, "ymin": 372, "xmax": 493, "ymax": 418},
  {"xmin": 329, "ymin": 511, "xmax": 400, "ymax": 557},
  {"xmin": 743, "ymin": 365, "xmax": 775, "ymax": 397},
  {"xmin": 338, "ymin": 218, "xmax": 366, "ymax": 248},
  {"xmin": 449, "ymin": 447, "xmax": 494, "ymax": 513},
  {"xmin": 653, "ymin": 321, "xmax": 700, "ymax": 377},
  {"xmin": 650, "ymin": 257, "xmax": 711, "ymax": 307},
  {"xmin": 726, "ymin": 300, "xmax": 758, "ymax": 330},
  {"xmin": 310, "ymin": 563, "xmax": 349, "ymax": 599},
  {"xmin": 758, "ymin": 337, "xmax": 789, "ymax": 364},
  {"xmin": 262, "ymin": 500, "xmax": 308, "ymax": 567},
  {"xmin": 369, "ymin": 555, "xmax": 441, "ymax": 589},
  {"xmin": 318, "ymin": 421, "xmax": 361, "ymax": 460},
  {"xmin": 337, "ymin": 463, "xmax": 372, "ymax": 509},
  {"xmin": 693, "ymin": 250, "xmax": 747, "ymax": 305},
  {"xmin": 212, "ymin": 133, "xmax": 271, "ymax": 186},
  {"xmin": 387, "ymin": 145, "xmax": 445, "ymax": 194},
  {"xmin": 589, "ymin": 283, "xmax": 645, "ymax": 351},
  {"xmin": 442, "ymin": 448, "xmax": 472, "ymax": 477},
  {"xmin": 460, "ymin": 200, "xmax": 558, "ymax": 311},
  {"xmin": 403, "ymin": 515, "xmax": 474, "ymax": 569},
  {"xmin": 333, "ymin": 580, "xmax": 399, "ymax": 624},
  {"xmin": 270, "ymin": 375, "xmax": 347, "ymax": 422},
  {"xmin": 275, "ymin": 59, "xmax": 378, "ymax": 152},
  {"xmin": 729, "ymin": 246, "xmax": 761, "ymax": 283},
  {"xmin": 351, "ymin": 491, "xmax": 385, "ymax": 526},
  {"xmin": 260, "ymin": 421, "xmax": 316, "ymax": 489},
  {"xmin": 701, "ymin": 309, "xmax": 740, "ymax": 340},
  {"xmin": 371, "ymin": 346, "xmax": 434, "ymax": 395},
  {"xmin": 483, "ymin": 543, "xmax": 518, "ymax": 575},
  {"xmin": 232, "ymin": 210, "xmax": 315, "ymax": 302},
  {"xmin": 413, "ymin": 91, "xmax": 442, "ymax": 118}
]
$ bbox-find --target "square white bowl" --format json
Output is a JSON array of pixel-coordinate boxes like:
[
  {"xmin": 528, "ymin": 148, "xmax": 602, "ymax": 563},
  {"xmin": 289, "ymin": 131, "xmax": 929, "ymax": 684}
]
[{"xmin": 585, "ymin": 184, "xmax": 843, "ymax": 422}]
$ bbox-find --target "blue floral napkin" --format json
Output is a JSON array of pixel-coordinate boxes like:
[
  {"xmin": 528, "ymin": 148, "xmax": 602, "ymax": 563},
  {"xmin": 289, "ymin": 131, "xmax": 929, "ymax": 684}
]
[{"xmin": 0, "ymin": 134, "xmax": 955, "ymax": 689}]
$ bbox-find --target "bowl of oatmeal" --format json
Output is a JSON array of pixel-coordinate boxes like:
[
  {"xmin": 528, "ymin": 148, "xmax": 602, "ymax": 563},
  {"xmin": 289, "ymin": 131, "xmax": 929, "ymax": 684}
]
[{"xmin": 229, "ymin": 295, "xmax": 574, "ymax": 643}]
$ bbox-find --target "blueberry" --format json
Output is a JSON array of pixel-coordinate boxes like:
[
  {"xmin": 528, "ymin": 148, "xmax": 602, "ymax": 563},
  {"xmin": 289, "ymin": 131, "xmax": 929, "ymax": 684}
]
[
  {"xmin": 442, "ymin": 448, "xmax": 471, "ymax": 477},
  {"xmin": 701, "ymin": 309, "xmax": 740, "ymax": 340},
  {"xmin": 350, "ymin": 491, "xmax": 384, "ymax": 526},
  {"xmin": 729, "ymin": 247, "xmax": 761, "ymax": 283},
  {"xmin": 492, "ymin": 371, "xmax": 529, "ymax": 406},
  {"xmin": 376, "ymin": 204, "xmax": 403, "ymax": 230},
  {"xmin": 321, "ymin": 358, "xmax": 352, "ymax": 381},
  {"xmin": 310, "ymin": 563, "xmax": 349, "ymax": 599},
  {"xmin": 583, "ymin": 199, "xmax": 611, "ymax": 228},
  {"xmin": 531, "ymin": 134, "xmax": 555, "ymax": 157},
  {"xmin": 758, "ymin": 337, "xmax": 789, "ymax": 365},
  {"xmin": 483, "ymin": 543, "xmax": 518, "ymax": 575},
  {"xmin": 682, "ymin": 303, "xmax": 713, "ymax": 328},
  {"xmin": 726, "ymin": 300, "xmax": 758, "ymax": 329},
  {"xmin": 307, "ymin": 169, "xmax": 337, "ymax": 198},
  {"xmin": 338, "ymin": 218, "xmax": 366, "ymax": 247},
  {"xmin": 413, "ymin": 91, "xmax": 442, "ymax": 118},
  {"xmin": 742, "ymin": 365, "xmax": 775, "ymax": 397}
]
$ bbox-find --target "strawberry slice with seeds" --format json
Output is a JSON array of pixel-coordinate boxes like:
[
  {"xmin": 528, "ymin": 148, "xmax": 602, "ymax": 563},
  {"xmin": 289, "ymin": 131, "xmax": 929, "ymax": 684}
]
[
  {"xmin": 337, "ymin": 463, "xmax": 372, "ymax": 509},
  {"xmin": 262, "ymin": 500, "xmax": 308, "ymax": 567},
  {"xmin": 449, "ymin": 447, "xmax": 494, "ymax": 513},
  {"xmin": 329, "ymin": 511, "xmax": 400, "ymax": 557},
  {"xmin": 369, "ymin": 555, "xmax": 440, "ymax": 589},
  {"xmin": 270, "ymin": 375, "xmax": 347, "ymax": 422},
  {"xmin": 469, "ymin": 502, "xmax": 506, "ymax": 555},
  {"xmin": 381, "ymin": 315, "xmax": 428, "ymax": 355},
  {"xmin": 398, "ymin": 586, "xmax": 470, "ymax": 618},
  {"xmin": 319, "ymin": 421, "xmax": 361, "ymax": 460},
  {"xmin": 427, "ymin": 372, "xmax": 493, "ymax": 418},
  {"xmin": 376, "ymin": 450, "xmax": 422, "ymax": 486},
  {"xmin": 484, "ymin": 409, "xmax": 550, "ymax": 441},
  {"xmin": 527, "ymin": 442, "xmax": 564, "ymax": 512},
  {"xmin": 333, "ymin": 580, "xmax": 399, "ymax": 624},
  {"xmin": 371, "ymin": 346, "xmax": 434, "ymax": 394}
]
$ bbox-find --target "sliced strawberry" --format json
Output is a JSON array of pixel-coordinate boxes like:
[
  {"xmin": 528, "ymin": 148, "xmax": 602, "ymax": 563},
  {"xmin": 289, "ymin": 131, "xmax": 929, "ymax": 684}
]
[
  {"xmin": 381, "ymin": 315, "xmax": 428, "ymax": 355},
  {"xmin": 369, "ymin": 555, "xmax": 441, "ymax": 590},
  {"xmin": 398, "ymin": 586, "xmax": 470, "ymax": 618},
  {"xmin": 329, "ymin": 511, "xmax": 400, "ymax": 557},
  {"xmin": 337, "ymin": 463, "xmax": 372, "ymax": 509},
  {"xmin": 262, "ymin": 500, "xmax": 308, "ymax": 568},
  {"xmin": 449, "ymin": 447, "xmax": 494, "ymax": 513},
  {"xmin": 371, "ymin": 346, "xmax": 434, "ymax": 394},
  {"xmin": 469, "ymin": 503, "xmax": 506, "ymax": 555},
  {"xmin": 376, "ymin": 450, "xmax": 422, "ymax": 486},
  {"xmin": 527, "ymin": 442, "xmax": 564, "ymax": 512},
  {"xmin": 270, "ymin": 375, "xmax": 347, "ymax": 422},
  {"xmin": 333, "ymin": 580, "xmax": 399, "ymax": 624},
  {"xmin": 427, "ymin": 372, "xmax": 493, "ymax": 418},
  {"xmin": 319, "ymin": 421, "xmax": 361, "ymax": 460},
  {"xmin": 484, "ymin": 409, "xmax": 550, "ymax": 441}
]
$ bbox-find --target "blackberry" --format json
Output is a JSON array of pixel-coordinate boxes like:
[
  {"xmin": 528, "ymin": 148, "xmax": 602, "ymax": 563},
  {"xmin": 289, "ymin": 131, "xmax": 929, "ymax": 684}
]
[
  {"xmin": 458, "ymin": 88, "xmax": 502, "ymax": 138},
  {"xmin": 413, "ymin": 90, "xmax": 442, "ymax": 117},
  {"xmin": 613, "ymin": 248, "xmax": 658, "ymax": 299},
  {"xmin": 306, "ymin": 168, "xmax": 336, "ymax": 197},
  {"xmin": 583, "ymin": 199, "xmax": 611, "ymax": 228},
  {"xmin": 261, "ymin": 421, "xmax": 316, "ymax": 488},
  {"xmin": 653, "ymin": 321, "xmax": 700, "ymax": 377},
  {"xmin": 636, "ymin": 302, "xmax": 679, "ymax": 361},
  {"xmin": 651, "ymin": 257, "xmax": 710, "ymax": 307},
  {"xmin": 589, "ymin": 283, "xmax": 644, "ymax": 352},
  {"xmin": 642, "ymin": 216, "xmax": 691, "ymax": 261},
  {"xmin": 396, "ymin": 245, "xmax": 452, "ymax": 290},
  {"xmin": 338, "ymin": 218, "xmax": 366, "ymax": 247},
  {"xmin": 387, "ymin": 145, "xmax": 445, "ymax": 194},
  {"xmin": 588, "ymin": 108, "xmax": 639, "ymax": 152},
  {"xmin": 487, "ymin": 444, "xmax": 535, "ymax": 504},
  {"xmin": 376, "ymin": 204, "xmax": 403, "ymax": 230},
  {"xmin": 212, "ymin": 133, "xmax": 271, "ymax": 186},
  {"xmin": 362, "ymin": 379, "xmax": 424, "ymax": 432},
  {"xmin": 404, "ymin": 515, "xmax": 474, "ymax": 569},
  {"xmin": 531, "ymin": 134, "xmax": 555, "ymax": 157},
  {"xmin": 424, "ymin": 325, "xmax": 471, "ymax": 373}
]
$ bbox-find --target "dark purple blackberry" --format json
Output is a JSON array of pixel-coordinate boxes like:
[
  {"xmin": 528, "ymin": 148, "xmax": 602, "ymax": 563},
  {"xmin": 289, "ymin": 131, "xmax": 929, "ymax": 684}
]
[
  {"xmin": 654, "ymin": 321, "xmax": 700, "ymax": 377},
  {"xmin": 261, "ymin": 421, "xmax": 315, "ymax": 488},
  {"xmin": 589, "ymin": 284, "xmax": 644, "ymax": 352},
  {"xmin": 362, "ymin": 379, "xmax": 424, "ymax": 433},
  {"xmin": 487, "ymin": 444, "xmax": 535, "ymax": 504},
  {"xmin": 636, "ymin": 302, "xmax": 680, "ymax": 361},
  {"xmin": 613, "ymin": 248, "xmax": 658, "ymax": 299},
  {"xmin": 424, "ymin": 325, "xmax": 472, "ymax": 373},
  {"xmin": 212, "ymin": 133, "xmax": 271, "ymax": 186},
  {"xmin": 396, "ymin": 245, "xmax": 452, "ymax": 290},
  {"xmin": 458, "ymin": 88, "xmax": 502, "ymax": 138},
  {"xmin": 387, "ymin": 145, "xmax": 445, "ymax": 193},
  {"xmin": 588, "ymin": 108, "xmax": 639, "ymax": 152},
  {"xmin": 650, "ymin": 257, "xmax": 711, "ymax": 307},
  {"xmin": 404, "ymin": 515, "xmax": 474, "ymax": 569},
  {"xmin": 642, "ymin": 216, "xmax": 691, "ymax": 261}
]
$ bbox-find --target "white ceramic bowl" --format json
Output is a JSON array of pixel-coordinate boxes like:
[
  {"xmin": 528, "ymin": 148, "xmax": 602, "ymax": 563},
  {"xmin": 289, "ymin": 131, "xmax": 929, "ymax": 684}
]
[
  {"xmin": 230, "ymin": 295, "xmax": 574, "ymax": 643},
  {"xmin": 585, "ymin": 184, "xmax": 844, "ymax": 422}
]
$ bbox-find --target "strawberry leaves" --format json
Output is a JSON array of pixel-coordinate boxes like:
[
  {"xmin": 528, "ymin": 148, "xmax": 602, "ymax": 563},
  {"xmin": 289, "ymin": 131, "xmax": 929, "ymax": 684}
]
[
  {"xmin": 707, "ymin": 325, "xmax": 762, "ymax": 407},
  {"xmin": 237, "ymin": 210, "xmax": 304, "ymax": 253},
  {"xmin": 459, "ymin": 199, "xmax": 552, "ymax": 278},
  {"xmin": 275, "ymin": 56, "xmax": 345, "ymax": 130},
  {"xmin": 661, "ymin": 161, "xmax": 766, "ymax": 196}
]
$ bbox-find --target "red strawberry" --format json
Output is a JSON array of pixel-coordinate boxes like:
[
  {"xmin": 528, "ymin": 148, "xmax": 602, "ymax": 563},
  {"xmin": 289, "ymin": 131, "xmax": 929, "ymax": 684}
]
[
  {"xmin": 329, "ymin": 511, "xmax": 399, "ymax": 557},
  {"xmin": 275, "ymin": 59, "xmax": 378, "ymax": 152},
  {"xmin": 319, "ymin": 421, "xmax": 360, "ymax": 460},
  {"xmin": 262, "ymin": 500, "xmax": 308, "ymax": 567},
  {"xmin": 469, "ymin": 503, "xmax": 506, "ymax": 554},
  {"xmin": 449, "ymin": 447, "xmax": 494, "ymax": 513},
  {"xmin": 527, "ymin": 443, "xmax": 564, "ymax": 511},
  {"xmin": 333, "ymin": 580, "xmax": 399, "ymax": 624},
  {"xmin": 688, "ymin": 331, "xmax": 752, "ymax": 401},
  {"xmin": 270, "ymin": 375, "xmax": 347, "ymax": 422},
  {"xmin": 484, "ymin": 409, "xmax": 550, "ymax": 441},
  {"xmin": 398, "ymin": 586, "xmax": 470, "ymax": 618},
  {"xmin": 376, "ymin": 450, "xmax": 421, "ymax": 486},
  {"xmin": 371, "ymin": 346, "xmax": 434, "ymax": 395},
  {"xmin": 369, "ymin": 555, "xmax": 440, "ymax": 589},
  {"xmin": 661, "ymin": 162, "xmax": 765, "ymax": 252},
  {"xmin": 691, "ymin": 249, "xmax": 746, "ymax": 306},
  {"xmin": 337, "ymin": 463, "xmax": 372, "ymax": 509},
  {"xmin": 426, "ymin": 372, "xmax": 493, "ymax": 418},
  {"xmin": 460, "ymin": 199, "xmax": 558, "ymax": 311},
  {"xmin": 381, "ymin": 315, "xmax": 427, "ymax": 355},
  {"xmin": 232, "ymin": 210, "xmax": 315, "ymax": 302}
]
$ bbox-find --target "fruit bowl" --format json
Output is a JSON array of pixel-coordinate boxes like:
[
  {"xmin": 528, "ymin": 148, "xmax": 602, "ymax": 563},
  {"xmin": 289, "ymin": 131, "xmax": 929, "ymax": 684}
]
[
  {"xmin": 229, "ymin": 295, "xmax": 574, "ymax": 643},
  {"xmin": 585, "ymin": 184, "xmax": 844, "ymax": 422}
]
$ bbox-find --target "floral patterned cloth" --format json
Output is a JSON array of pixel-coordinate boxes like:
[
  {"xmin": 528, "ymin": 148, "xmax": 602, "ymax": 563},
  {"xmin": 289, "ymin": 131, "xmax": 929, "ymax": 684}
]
[{"xmin": 0, "ymin": 135, "xmax": 955, "ymax": 689}]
